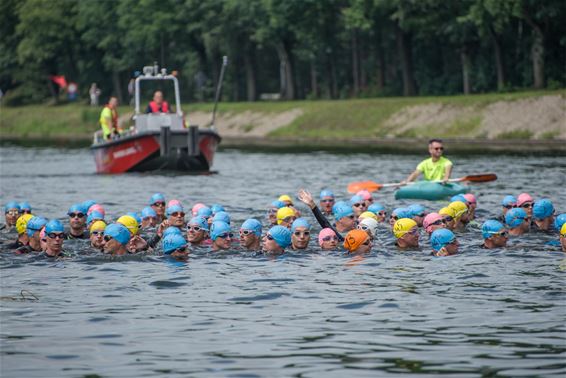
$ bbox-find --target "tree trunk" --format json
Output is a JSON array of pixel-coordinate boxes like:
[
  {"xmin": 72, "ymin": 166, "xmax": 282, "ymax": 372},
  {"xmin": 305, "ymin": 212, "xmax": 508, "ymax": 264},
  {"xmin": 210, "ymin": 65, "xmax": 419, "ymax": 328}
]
[
  {"xmin": 276, "ymin": 42, "xmax": 294, "ymax": 100},
  {"xmin": 352, "ymin": 32, "xmax": 359, "ymax": 96},
  {"xmin": 112, "ymin": 70, "xmax": 123, "ymax": 104},
  {"xmin": 460, "ymin": 46, "xmax": 471, "ymax": 95},
  {"xmin": 360, "ymin": 41, "xmax": 367, "ymax": 90},
  {"xmin": 395, "ymin": 25, "xmax": 417, "ymax": 96},
  {"xmin": 331, "ymin": 59, "xmax": 338, "ymax": 99},
  {"xmin": 522, "ymin": 10, "xmax": 545, "ymax": 89},
  {"xmin": 310, "ymin": 58, "xmax": 318, "ymax": 98},
  {"xmin": 244, "ymin": 50, "xmax": 256, "ymax": 101},
  {"xmin": 487, "ymin": 25, "xmax": 505, "ymax": 91}
]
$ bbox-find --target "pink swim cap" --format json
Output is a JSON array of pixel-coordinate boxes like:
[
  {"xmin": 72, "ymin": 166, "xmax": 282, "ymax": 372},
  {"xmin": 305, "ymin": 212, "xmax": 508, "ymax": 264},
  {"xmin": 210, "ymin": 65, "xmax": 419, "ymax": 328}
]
[
  {"xmin": 463, "ymin": 193, "xmax": 476, "ymax": 205},
  {"xmin": 168, "ymin": 199, "xmax": 182, "ymax": 208},
  {"xmin": 87, "ymin": 204, "xmax": 105, "ymax": 217},
  {"xmin": 423, "ymin": 213, "xmax": 444, "ymax": 234},
  {"xmin": 356, "ymin": 190, "xmax": 372, "ymax": 201},
  {"xmin": 516, "ymin": 193, "xmax": 534, "ymax": 206},
  {"xmin": 318, "ymin": 228, "xmax": 337, "ymax": 246},
  {"xmin": 192, "ymin": 203, "xmax": 206, "ymax": 216}
]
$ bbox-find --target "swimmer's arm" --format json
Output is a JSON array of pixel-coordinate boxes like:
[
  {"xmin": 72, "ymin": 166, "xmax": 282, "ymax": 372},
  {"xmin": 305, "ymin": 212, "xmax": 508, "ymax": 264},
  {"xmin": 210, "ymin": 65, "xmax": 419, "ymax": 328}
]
[{"xmin": 298, "ymin": 189, "xmax": 344, "ymax": 242}]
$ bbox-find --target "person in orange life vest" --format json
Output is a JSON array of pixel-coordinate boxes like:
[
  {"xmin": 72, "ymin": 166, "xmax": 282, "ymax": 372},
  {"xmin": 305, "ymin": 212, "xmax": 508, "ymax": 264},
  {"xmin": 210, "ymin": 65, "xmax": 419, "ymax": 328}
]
[{"xmin": 146, "ymin": 91, "xmax": 170, "ymax": 113}]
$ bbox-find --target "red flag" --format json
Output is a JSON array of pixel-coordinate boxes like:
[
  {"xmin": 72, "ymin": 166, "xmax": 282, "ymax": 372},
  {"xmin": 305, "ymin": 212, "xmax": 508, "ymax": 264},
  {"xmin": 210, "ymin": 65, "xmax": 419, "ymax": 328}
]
[{"xmin": 50, "ymin": 75, "xmax": 67, "ymax": 88}]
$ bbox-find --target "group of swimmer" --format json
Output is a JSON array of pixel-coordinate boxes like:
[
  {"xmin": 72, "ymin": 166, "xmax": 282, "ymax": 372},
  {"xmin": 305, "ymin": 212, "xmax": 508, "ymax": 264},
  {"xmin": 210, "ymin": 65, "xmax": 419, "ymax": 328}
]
[{"xmin": 1, "ymin": 187, "xmax": 565, "ymax": 260}]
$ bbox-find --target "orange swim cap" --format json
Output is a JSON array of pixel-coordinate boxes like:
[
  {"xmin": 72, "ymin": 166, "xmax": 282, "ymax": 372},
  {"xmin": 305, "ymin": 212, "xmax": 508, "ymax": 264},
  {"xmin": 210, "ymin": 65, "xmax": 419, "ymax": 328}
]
[{"xmin": 343, "ymin": 229, "xmax": 370, "ymax": 252}]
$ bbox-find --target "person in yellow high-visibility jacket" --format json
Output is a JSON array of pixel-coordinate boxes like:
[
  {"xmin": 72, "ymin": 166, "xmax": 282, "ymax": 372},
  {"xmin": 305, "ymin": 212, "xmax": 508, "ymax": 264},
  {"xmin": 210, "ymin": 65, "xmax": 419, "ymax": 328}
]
[{"xmin": 99, "ymin": 97, "xmax": 119, "ymax": 140}]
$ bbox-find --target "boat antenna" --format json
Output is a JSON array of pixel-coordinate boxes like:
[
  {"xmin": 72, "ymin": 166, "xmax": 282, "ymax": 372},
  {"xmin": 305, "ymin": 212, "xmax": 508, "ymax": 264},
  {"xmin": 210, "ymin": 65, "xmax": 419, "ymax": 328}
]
[{"xmin": 210, "ymin": 55, "xmax": 228, "ymax": 130}]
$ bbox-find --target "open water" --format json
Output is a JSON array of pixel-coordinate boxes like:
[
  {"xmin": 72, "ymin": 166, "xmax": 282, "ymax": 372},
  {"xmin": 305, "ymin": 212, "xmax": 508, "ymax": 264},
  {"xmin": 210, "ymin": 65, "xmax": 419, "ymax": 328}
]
[{"xmin": 1, "ymin": 146, "xmax": 565, "ymax": 377}]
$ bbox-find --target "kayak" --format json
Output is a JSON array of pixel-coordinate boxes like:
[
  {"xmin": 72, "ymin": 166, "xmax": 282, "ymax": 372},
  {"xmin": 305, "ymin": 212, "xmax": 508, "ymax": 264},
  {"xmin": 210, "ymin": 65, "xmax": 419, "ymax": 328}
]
[{"xmin": 395, "ymin": 181, "xmax": 469, "ymax": 201}]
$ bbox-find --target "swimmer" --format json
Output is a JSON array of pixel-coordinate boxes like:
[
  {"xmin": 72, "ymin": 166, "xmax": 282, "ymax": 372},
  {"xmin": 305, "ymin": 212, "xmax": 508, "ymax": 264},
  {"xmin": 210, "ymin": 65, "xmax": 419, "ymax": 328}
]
[
  {"xmin": 390, "ymin": 208, "xmax": 411, "ymax": 228},
  {"xmin": 343, "ymin": 229, "xmax": 372, "ymax": 254},
  {"xmin": 297, "ymin": 189, "xmax": 344, "ymax": 241},
  {"xmin": 350, "ymin": 195, "xmax": 368, "ymax": 217},
  {"xmin": 87, "ymin": 204, "xmax": 105, "ymax": 218},
  {"xmin": 141, "ymin": 207, "xmax": 158, "ymax": 229},
  {"xmin": 192, "ymin": 203, "xmax": 207, "ymax": 217},
  {"xmin": 7, "ymin": 214, "xmax": 33, "ymax": 250},
  {"xmin": 516, "ymin": 193, "xmax": 534, "ymax": 219},
  {"xmin": 210, "ymin": 221, "xmax": 232, "ymax": 251},
  {"xmin": 357, "ymin": 217, "xmax": 379, "ymax": 240},
  {"xmin": 18, "ymin": 216, "xmax": 48, "ymax": 253},
  {"xmin": 318, "ymin": 228, "xmax": 339, "ymax": 250},
  {"xmin": 67, "ymin": 203, "xmax": 89, "ymax": 239},
  {"xmin": 393, "ymin": 218, "xmax": 419, "ymax": 249},
  {"xmin": 276, "ymin": 207, "xmax": 296, "ymax": 229},
  {"xmin": 279, "ymin": 194, "xmax": 301, "ymax": 217},
  {"xmin": 319, "ymin": 189, "xmax": 335, "ymax": 216},
  {"xmin": 291, "ymin": 218, "xmax": 311, "ymax": 250},
  {"xmin": 212, "ymin": 211, "xmax": 231, "ymax": 225},
  {"xmin": 481, "ymin": 220, "xmax": 508, "ymax": 249},
  {"xmin": 439, "ymin": 207, "xmax": 457, "ymax": 230},
  {"xmin": 358, "ymin": 211, "xmax": 378, "ymax": 223},
  {"xmin": 187, "ymin": 216, "xmax": 210, "ymax": 246},
  {"xmin": 239, "ymin": 219, "xmax": 262, "ymax": 251},
  {"xmin": 3, "ymin": 201, "xmax": 21, "ymax": 229},
  {"xmin": 197, "ymin": 206, "xmax": 213, "ymax": 224},
  {"xmin": 267, "ymin": 200, "xmax": 285, "ymax": 226},
  {"xmin": 149, "ymin": 193, "xmax": 167, "ymax": 222},
  {"xmin": 166, "ymin": 204, "xmax": 186, "ymax": 229},
  {"xmin": 500, "ymin": 195, "xmax": 517, "ymax": 220},
  {"xmin": 356, "ymin": 189, "xmax": 374, "ymax": 207},
  {"xmin": 555, "ymin": 214, "xmax": 566, "ymax": 233},
  {"xmin": 368, "ymin": 203, "xmax": 387, "ymax": 223},
  {"xmin": 44, "ymin": 220, "xmax": 66, "ymax": 257},
  {"xmin": 532, "ymin": 199, "xmax": 555, "ymax": 232},
  {"xmin": 560, "ymin": 223, "xmax": 566, "ymax": 252},
  {"xmin": 89, "ymin": 221, "xmax": 107, "ymax": 250},
  {"xmin": 86, "ymin": 211, "xmax": 104, "ymax": 228},
  {"xmin": 117, "ymin": 215, "xmax": 148, "ymax": 253},
  {"xmin": 407, "ymin": 204, "xmax": 427, "ymax": 227},
  {"xmin": 505, "ymin": 208, "xmax": 530, "ymax": 236},
  {"xmin": 423, "ymin": 213, "xmax": 446, "ymax": 235},
  {"xmin": 102, "ymin": 223, "xmax": 131, "ymax": 256},
  {"xmin": 162, "ymin": 233, "xmax": 190, "ymax": 259},
  {"xmin": 19, "ymin": 202, "xmax": 32, "ymax": 215},
  {"xmin": 430, "ymin": 229, "xmax": 459, "ymax": 256},
  {"xmin": 448, "ymin": 201, "xmax": 468, "ymax": 230},
  {"xmin": 463, "ymin": 194, "xmax": 477, "ymax": 220},
  {"xmin": 262, "ymin": 225, "xmax": 291, "ymax": 254},
  {"xmin": 210, "ymin": 204, "xmax": 225, "ymax": 215}
]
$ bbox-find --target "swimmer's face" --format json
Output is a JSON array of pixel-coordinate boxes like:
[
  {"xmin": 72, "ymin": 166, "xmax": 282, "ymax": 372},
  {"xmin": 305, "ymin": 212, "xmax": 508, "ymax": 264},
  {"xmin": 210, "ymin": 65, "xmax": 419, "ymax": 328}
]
[
  {"xmin": 400, "ymin": 227, "xmax": 419, "ymax": 248},
  {"xmin": 338, "ymin": 215, "xmax": 356, "ymax": 231},
  {"xmin": 5, "ymin": 209, "xmax": 19, "ymax": 225},
  {"xmin": 351, "ymin": 201, "xmax": 367, "ymax": 216},
  {"xmin": 213, "ymin": 233, "xmax": 231, "ymax": 250},
  {"xmin": 444, "ymin": 239, "xmax": 459, "ymax": 255},
  {"xmin": 355, "ymin": 238, "xmax": 372, "ymax": 254},
  {"xmin": 262, "ymin": 233, "xmax": 282, "ymax": 253},
  {"xmin": 187, "ymin": 224, "xmax": 206, "ymax": 243},
  {"xmin": 319, "ymin": 197, "xmax": 334, "ymax": 213},
  {"xmin": 291, "ymin": 227, "xmax": 310, "ymax": 249},
  {"xmin": 239, "ymin": 230, "xmax": 258, "ymax": 248},
  {"xmin": 90, "ymin": 230, "xmax": 104, "ymax": 248},
  {"xmin": 168, "ymin": 212, "xmax": 185, "ymax": 227},
  {"xmin": 320, "ymin": 235, "xmax": 338, "ymax": 250}
]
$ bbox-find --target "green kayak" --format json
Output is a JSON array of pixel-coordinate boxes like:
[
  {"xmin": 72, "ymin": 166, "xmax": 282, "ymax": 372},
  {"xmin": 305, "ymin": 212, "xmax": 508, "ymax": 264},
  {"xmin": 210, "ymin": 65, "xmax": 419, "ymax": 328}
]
[{"xmin": 395, "ymin": 181, "xmax": 469, "ymax": 201}]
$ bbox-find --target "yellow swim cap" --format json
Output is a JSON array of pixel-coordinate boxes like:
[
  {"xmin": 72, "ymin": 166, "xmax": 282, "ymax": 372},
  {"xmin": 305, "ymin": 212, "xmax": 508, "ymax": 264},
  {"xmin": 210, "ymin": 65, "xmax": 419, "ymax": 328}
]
[
  {"xmin": 117, "ymin": 215, "xmax": 139, "ymax": 235},
  {"xmin": 359, "ymin": 211, "xmax": 378, "ymax": 221},
  {"xmin": 448, "ymin": 201, "xmax": 468, "ymax": 219},
  {"xmin": 278, "ymin": 194, "xmax": 293, "ymax": 205},
  {"xmin": 439, "ymin": 206, "xmax": 457, "ymax": 218},
  {"xmin": 561, "ymin": 223, "xmax": 566, "ymax": 236},
  {"xmin": 393, "ymin": 218, "xmax": 418, "ymax": 239},
  {"xmin": 276, "ymin": 207, "xmax": 296, "ymax": 225},
  {"xmin": 90, "ymin": 220, "xmax": 107, "ymax": 233},
  {"xmin": 16, "ymin": 213, "xmax": 34, "ymax": 235}
]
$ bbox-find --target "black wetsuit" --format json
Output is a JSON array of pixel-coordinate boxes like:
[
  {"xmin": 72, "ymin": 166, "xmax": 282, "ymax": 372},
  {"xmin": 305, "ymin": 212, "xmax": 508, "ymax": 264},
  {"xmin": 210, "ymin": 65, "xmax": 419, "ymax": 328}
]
[{"xmin": 307, "ymin": 205, "xmax": 345, "ymax": 242}]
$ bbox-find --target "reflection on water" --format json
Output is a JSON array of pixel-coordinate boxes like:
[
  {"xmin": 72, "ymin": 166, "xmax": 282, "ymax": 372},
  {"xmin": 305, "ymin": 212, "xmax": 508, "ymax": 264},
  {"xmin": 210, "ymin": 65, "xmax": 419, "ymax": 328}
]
[{"xmin": 0, "ymin": 146, "xmax": 565, "ymax": 377}]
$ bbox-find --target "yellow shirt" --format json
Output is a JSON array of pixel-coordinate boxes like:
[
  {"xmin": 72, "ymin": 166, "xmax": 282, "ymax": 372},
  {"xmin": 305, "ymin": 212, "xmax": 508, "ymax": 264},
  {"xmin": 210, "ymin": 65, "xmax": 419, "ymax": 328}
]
[{"xmin": 416, "ymin": 156, "xmax": 452, "ymax": 181}]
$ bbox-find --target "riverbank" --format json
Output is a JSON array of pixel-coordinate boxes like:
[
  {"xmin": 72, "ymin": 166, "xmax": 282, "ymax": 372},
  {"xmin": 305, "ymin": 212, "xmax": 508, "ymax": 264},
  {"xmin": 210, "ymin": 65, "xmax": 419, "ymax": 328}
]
[{"xmin": 1, "ymin": 89, "xmax": 565, "ymax": 152}]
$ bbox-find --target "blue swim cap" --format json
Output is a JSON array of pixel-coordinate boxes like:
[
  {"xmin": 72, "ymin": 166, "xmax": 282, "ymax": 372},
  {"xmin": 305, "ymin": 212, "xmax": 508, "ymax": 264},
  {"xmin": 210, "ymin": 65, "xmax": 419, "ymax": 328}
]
[
  {"xmin": 4, "ymin": 201, "xmax": 20, "ymax": 213},
  {"xmin": 333, "ymin": 201, "xmax": 354, "ymax": 220},
  {"xmin": 267, "ymin": 225, "xmax": 292, "ymax": 248},
  {"xmin": 163, "ymin": 226, "xmax": 182, "ymax": 237},
  {"xmin": 532, "ymin": 199, "xmax": 554, "ymax": 220},
  {"xmin": 104, "ymin": 223, "xmax": 131, "ymax": 245},
  {"xmin": 501, "ymin": 195, "xmax": 517, "ymax": 207},
  {"xmin": 19, "ymin": 202, "xmax": 31, "ymax": 212},
  {"xmin": 407, "ymin": 204, "xmax": 426, "ymax": 217},
  {"xmin": 141, "ymin": 207, "xmax": 157, "ymax": 219},
  {"xmin": 555, "ymin": 213, "xmax": 566, "ymax": 232},
  {"xmin": 68, "ymin": 203, "xmax": 86, "ymax": 215},
  {"xmin": 45, "ymin": 219, "xmax": 64, "ymax": 234},
  {"xmin": 149, "ymin": 193, "xmax": 165, "ymax": 205},
  {"xmin": 450, "ymin": 194, "xmax": 468, "ymax": 204},
  {"xmin": 320, "ymin": 189, "xmax": 335, "ymax": 199},
  {"xmin": 210, "ymin": 204, "xmax": 225, "ymax": 215},
  {"xmin": 166, "ymin": 204, "xmax": 184, "ymax": 217},
  {"xmin": 271, "ymin": 200, "xmax": 285, "ymax": 209},
  {"xmin": 240, "ymin": 218, "xmax": 262, "ymax": 236},
  {"xmin": 162, "ymin": 233, "xmax": 188, "ymax": 254},
  {"xmin": 87, "ymin": 211, "xmax": 104, "ymax": 224},
  {"xmin": 82, "ymin": 200, "xmax": 97, "ymax": 212},
  {"xmin": 197, "ymin": 206, "xmax": 213, "ymax": 218},
  {"xmin": 392, "ymin": 207, "xmax": 411, "ymax": 219},
  {"xmin": 482, "ymin": 220, "xmax": 505, "ymax": 239},
  {"xmin": 26, "ymin": 216, "xmax": 48, "ymax": 237},
  {"xmin": 368, "ymin": 203, "xmax": 385, "ymax": 213},
  {"xmin": 212, "ymin": 211, "xmax": 231, "ymax": 225},
  {"xmin": 291, "ymin": 217, "xmax": 311, "ymax": 232},
  {"xmin": 210, "ymin": 221, "xmax": 231, "ymax": 241},
  {"xmin": 430, "ymin": 228, "xmax": 456, "ymax": 251},
  {"xmin": 505, "ymin": 208, "xmax": 528, "ymax": 228},
  {"xmin": 349, "ymin": 195, "xmax": 364, "ymax": 206},
  {"xmin": 188, "ymin": 216, "xmax": 210, "ymax": 231},
  {"xmin": 127, "ymin": 211, "xmax": 142, "ymax": 225}
]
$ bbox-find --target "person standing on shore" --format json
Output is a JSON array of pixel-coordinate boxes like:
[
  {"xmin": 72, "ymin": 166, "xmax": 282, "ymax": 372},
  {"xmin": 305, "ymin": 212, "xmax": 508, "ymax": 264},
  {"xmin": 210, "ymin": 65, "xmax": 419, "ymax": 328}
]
[{"xmin": 401, "ymin": 139, "xmax": 453, "ymax": 185}]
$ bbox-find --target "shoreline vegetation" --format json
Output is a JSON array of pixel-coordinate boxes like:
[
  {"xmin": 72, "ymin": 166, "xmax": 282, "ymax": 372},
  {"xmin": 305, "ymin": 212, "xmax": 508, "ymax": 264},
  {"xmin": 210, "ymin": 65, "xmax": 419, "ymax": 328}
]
[{"xmin": 1, "ymin": 90, "xmax": 565, "ymax": 153}]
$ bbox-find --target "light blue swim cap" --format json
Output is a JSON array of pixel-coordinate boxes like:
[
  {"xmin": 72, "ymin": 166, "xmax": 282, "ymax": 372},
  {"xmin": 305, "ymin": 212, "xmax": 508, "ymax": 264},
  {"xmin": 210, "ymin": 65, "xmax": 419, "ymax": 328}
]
[
  {"xmin": 104, "ymin": 223, "xmax": 131, "ymax": 245},
  {"xmin": 162, "ymin": 233, "xmax": 188, "ymax": 254},
  {"xmin": 407, "ymin": 204, "xmax": 426, "ymax": 217},
  {"xmin": 197, "ymin": 206, "xmax": 213, "ymax": 218},
  {"xmin": 149, "ymin": 193, "xmax": 166, "ymax": 205},
  {"xmin": 555, "ymin": 213, "xmax": 566, "ymax": 232},
  {"xmin": 212, "ymin": 211, "xmax": 230, "ymax": 225},
  {"xmin": 320, "ymin": 189, "xmax": 335, "ymax": 199},
  {"xmin": 82, "ymin": 200, "xmax": 97, "ymax": 212},
  {"xmin": 333, "ymin": 201, "xmax": 354, "ymax": 221},
  {"xmin": 368, "ymin": 203, "xmax": 385, "ymax": 213},
  {"xmin": 267, "ymin": 225, "xmax": 292, "ymax": 248},
  {"xmin": 26, "ymin": 216, "xmax": 48, "ymax": 237},
  {"xmin": 271, "ymin": 200, "xmax": 286, "ymax": 209},
  {"xmin": 210, "ymin": 204, "xmax": 225, "ymax": 215},
  {"xmin": 188, "ymin": 216, "xmax": 209, "ymax": 231},
  {"xmin": 45, "ymin": 219, "xmax": 64, "ymax": 234},
  {"xmin": 163, "ymin": 226, "xmax": 182, "ymax": 237},
  {"xmin": 141, "ymin": 207, "xmax": 157, "ymax": 219},
  {"xmin": 349, "ymin": 195, "xmax": 364, "ymax": 206},
  {"xmin": 450, "ymin": 194, "xmax": 468, "ymax": 204},
  {"xmin": 166, "ymin": 204, "xmax": 184, "ymax": 217},
  {"xmin": 501, "ymin": 195, "xmax": 517, "ymax": 207},
  {"xmin": 210, "ymin": 221, "xmax": 231, "ymax": 241},
  {"xmin": 87, "ymin": 211, "xmax": 104, "ymax": 224},
  {"xmin": 505, "ymin": 208, "xmax": 528, "ymax": 228},
  {"xmin": 68, "ymin": 203, "xmax": 86, "ymax": 215},
  {"xmin": 392, "ymin": 207, "xmax": 411, "ymax": 219},
  {"xmin": 481, "ymin": 220, "xmax": 505, "ymax": 239},
  {"xmin": 4, "ymin": 201, "xmax": 20, "ymax": 213},
  {"xmin": 291, "ymin": 217, "xmax": 311, "ymax": 232},
  {"xmin": 240, "ymin": 219, "xmax": 262, "ymax": 237},
  {"xmin": 430, "ymin": 228, "xmax": 456, "ymax": 251},
  {"xmin": 19, "ymin": 202, "xmax": 31, "ymax": 212},
  {"xmin": 532, "ymin": 199, "xmax": 554, "ymax": 220}
]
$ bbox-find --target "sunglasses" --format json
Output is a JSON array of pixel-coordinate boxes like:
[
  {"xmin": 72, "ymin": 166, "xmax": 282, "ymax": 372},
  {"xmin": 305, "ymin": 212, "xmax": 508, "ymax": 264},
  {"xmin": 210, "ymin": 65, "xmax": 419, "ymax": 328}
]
[
  {"xmin": 143, "ymin": 216, "xmax": 156, "ymax": 221},
  {"xmin": 391, "ymin": 215, "xmax": 399, "ymax": 220},
  {"xmin": 346, "ymin": 215, "xmax": 355, "ymax": 220},
  {"xmin": 187, "ymin": 225, "xmax": 204, "ymax": 232},
  {"xmin": 91, "ymin": 231, "xmax": 103, "ymax": 236},
  {"xmin": 217, "ymin": 232, "xmax": 233, "ymax": 239},
  {"xmin": 6, "ymin": 210, "xmax": 19, "ymax": 215},
  {"xmin": 362, "ymin": 239, "xmax": 371, "ymax": 246},
  {"xmin": 282, "ymin": 216, "xmax": 296, "ymax": 223},
  {"xmin": 22, "ymin": 210, "xmax": 32, "ymax": 214},
  {"xmin": 408, "ymin": 228, "xmax": 419, "ymax": 235},
  {"xmin": 320, "ymin": 199, "xmax": 334, "ymax": 203},
  {"xmin": 443, "ymin": 216, "xmax": 454, "ymax": 222},
  {"xmin": 293, "ymin": 231, "xmax": 310, "ymax": 237},
  {"xmin": 415, "ymin": 213, "xmax": 426, "ymax": 218},
  {"xmin": 175, "ymin": 246, "xmax": 188, "ymax": 253},
  {"xmin": 171, "ymin": 212, "xmax": 185, "ymax": 217},
  {"xmin": 520, "ymin": 203, "xmax": 533, "ymax": 208},
  {"xmin": 359, "ymin": 225, "xmax": 370, "ymax": 231},
  {"xmin": 266, "ymin": 234, "xmax": 274, "ymax": 241},
  {"xmin": 69, "ymin": 212, "xmax": 85, "ymax": 218},
  {"xmin": 503, "ymin": 205, "xmax": 515, "ymax": 209},
  {"xmin": 434, "ymin": 147, "xmax": 444, "ymax": 151},
  {"xmin": 152, "ymin": 201, "xmax": 165, "ymax": 207},
  {"xmin": 47, "ymin": 232, "xmax": 66, "ymax": 239},
  {"xmin": 430, "ymin": 219, "xmax": 445, "ymax": 226},
  {"xmin": 492, "ymin": 231, "xmax": 509, "ymax": 237},
  {"xmin": 378, "ymin": 211, "xmax": 386, "ymax": 216},
  {"xmin": 322, "ymin": 235, "xmax": 338, "ymax": 242},
  {"xmin": 353, "ymin": 203, "xmax": 365, "ymax": 208},
  {"xmin": 103, "ymin": 235, "xmax": 113, "ymax": 242},
  {"xmin": 267, "ymin": 208, "xmax": 278, "ymax": 214},
  {"xmin": 239, "ymin": 229, "xmax": 254, "ymax": 236}
]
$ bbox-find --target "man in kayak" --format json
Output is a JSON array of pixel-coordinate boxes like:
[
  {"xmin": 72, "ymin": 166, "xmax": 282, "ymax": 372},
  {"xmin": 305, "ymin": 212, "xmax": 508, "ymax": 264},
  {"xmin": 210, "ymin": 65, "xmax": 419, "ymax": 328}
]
[
  {"xmin": 146, "ymin": 91, "xmax": 170, "ymax": 113},
  {"xmin": 401, "ymin": 139, "xmax": 452, "ymax": 184},
  {"xmin": 99, "ymin": 96, "xmax": 119, "ymax": 140}
]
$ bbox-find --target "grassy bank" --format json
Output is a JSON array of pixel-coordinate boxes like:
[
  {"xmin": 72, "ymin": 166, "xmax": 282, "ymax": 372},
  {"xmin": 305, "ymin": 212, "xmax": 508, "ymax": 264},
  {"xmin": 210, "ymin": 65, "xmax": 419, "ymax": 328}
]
[{"xmin": 1, "ymin": 89, "xmax": 564, "ymax": 142}]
